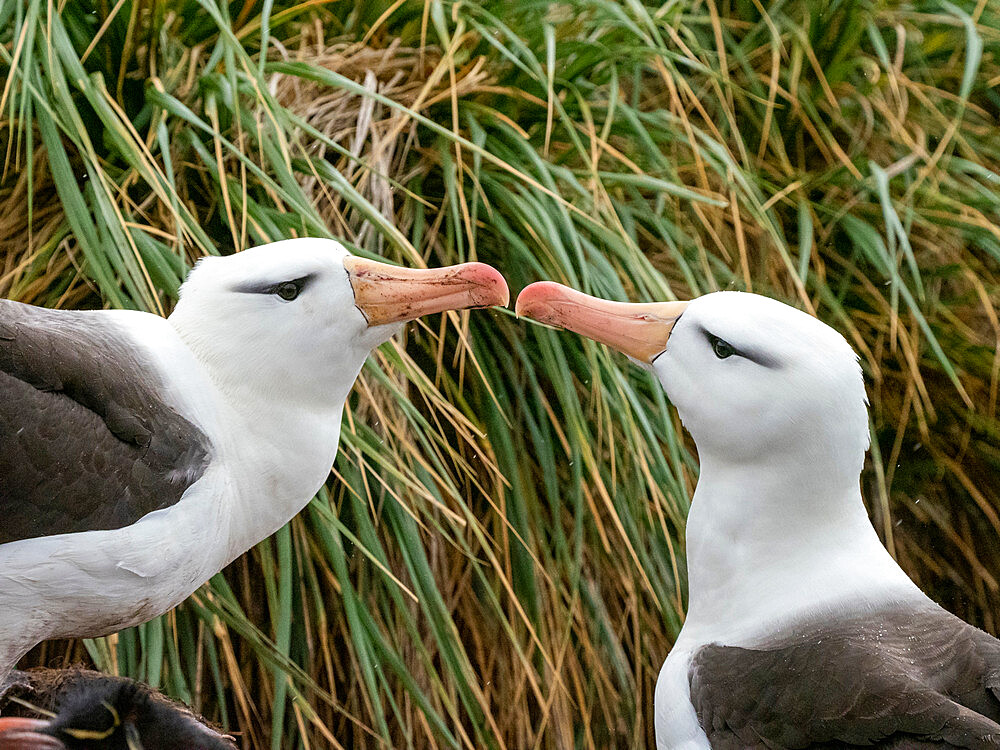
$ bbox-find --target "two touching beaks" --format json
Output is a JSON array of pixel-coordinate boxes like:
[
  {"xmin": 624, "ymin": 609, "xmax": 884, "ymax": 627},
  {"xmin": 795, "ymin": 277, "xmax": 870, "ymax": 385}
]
[{"xmin": 349, "ymin": 256, "xmax": 683, "ymax": 360}]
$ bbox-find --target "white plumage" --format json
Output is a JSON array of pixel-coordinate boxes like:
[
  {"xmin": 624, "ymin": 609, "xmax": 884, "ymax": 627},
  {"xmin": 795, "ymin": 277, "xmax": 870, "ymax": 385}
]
[
  {"xmin": 516, "ymin": 284, "xmax": 999, "ymax": 750},
  {"xmin": 0, "ymin": 238, "xmax": 508, "ymax": 681}
]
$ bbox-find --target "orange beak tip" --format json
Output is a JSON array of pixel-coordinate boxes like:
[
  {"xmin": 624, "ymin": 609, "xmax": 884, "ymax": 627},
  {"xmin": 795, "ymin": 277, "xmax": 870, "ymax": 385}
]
[
  {"xmin": 514, "ymin": 281, "xmax": 562, "ymax": 322},
  {"xmin": 463, "ymin": 262, "xmax": 510, "ymax": 308}
]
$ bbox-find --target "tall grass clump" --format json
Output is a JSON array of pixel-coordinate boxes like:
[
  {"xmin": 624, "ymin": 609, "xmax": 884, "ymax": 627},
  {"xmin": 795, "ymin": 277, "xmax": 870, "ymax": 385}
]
[{"xmin": 1, "ymin": 0, "xmax": 997, "ymax": 748}]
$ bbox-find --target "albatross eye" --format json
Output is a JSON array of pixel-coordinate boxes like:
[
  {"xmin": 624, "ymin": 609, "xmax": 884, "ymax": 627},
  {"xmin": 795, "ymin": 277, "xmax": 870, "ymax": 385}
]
[
  {"xmin": 712, "ymin": 337, "xmax": 736, "ymax": 359},
  {"xmin": 275, "ymin": 282, "xmax": 300, "ymax": 301}
]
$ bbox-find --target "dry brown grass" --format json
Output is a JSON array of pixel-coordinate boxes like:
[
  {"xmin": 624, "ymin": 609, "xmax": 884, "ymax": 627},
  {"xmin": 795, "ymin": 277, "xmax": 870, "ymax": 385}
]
[{"xmin": 3, "ymin": 1, "xmax": 999, "ymax": 747}]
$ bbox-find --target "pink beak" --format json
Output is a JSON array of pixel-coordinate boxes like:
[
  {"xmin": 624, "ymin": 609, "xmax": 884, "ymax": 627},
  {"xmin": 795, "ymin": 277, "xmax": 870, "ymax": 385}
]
[
  {"xmin": 344, "ymin": 257, "xmax": 510, "ymax": 326},
  {"xmin": 516, "ymin": 281, "xmax": 688, "ymax": 363}
]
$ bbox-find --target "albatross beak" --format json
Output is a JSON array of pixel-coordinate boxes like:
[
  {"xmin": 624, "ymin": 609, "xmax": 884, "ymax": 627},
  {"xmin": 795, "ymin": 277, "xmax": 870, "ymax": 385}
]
[
  {"xmin": 516, "ymin": 281, "xmax": 688, "ymax": 363},
  {"xmin": 344, "ymin": 256, "xmax": 510, "ymax": 326}
]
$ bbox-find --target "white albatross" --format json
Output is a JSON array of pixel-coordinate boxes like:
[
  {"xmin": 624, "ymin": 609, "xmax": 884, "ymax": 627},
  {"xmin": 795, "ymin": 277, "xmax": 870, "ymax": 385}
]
[
  {"xmin": 0, "ymin": 238, "xmax": 509, "ymax": 684},
  {"xmin": 516, "ymin": 282, "xmax": 1000, "ymax": 750}
]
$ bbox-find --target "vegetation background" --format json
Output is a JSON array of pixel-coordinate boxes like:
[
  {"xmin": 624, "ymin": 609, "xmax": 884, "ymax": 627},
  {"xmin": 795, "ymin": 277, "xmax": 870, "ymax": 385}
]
[{"xmin": 1, "ymin": 0, "xmax": 998, "ymax": 747}]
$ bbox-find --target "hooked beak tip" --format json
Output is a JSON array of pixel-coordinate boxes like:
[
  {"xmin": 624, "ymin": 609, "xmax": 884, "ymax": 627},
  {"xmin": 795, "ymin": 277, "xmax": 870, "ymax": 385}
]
[
  {"xmin": 462, "ymin": 262, "xmax": 510, "ymax": 309},
  {"xmin": 514, "ymin": 281, "xmax": 564, "ymax": 322}
]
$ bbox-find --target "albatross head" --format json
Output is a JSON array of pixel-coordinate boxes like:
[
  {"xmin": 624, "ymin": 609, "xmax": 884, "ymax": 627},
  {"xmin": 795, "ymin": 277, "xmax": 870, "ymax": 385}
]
[
  {"xmin": 164, "ymin": 238, "xmax": 509, "ymax": 553},
  {"xmin": 516, "ymin": 284, "xmax": 869, "ymax": 477},
  {"xmin": 170, "ymin": 238, "xmax": 509, "ymax": 407},
  {"xmin": 516, "ymin": 281, "xmax": 915, "ymax": 640},
  {"xmin": 654, "ymin": 292, "xmax": 868, "ymax": 471}
]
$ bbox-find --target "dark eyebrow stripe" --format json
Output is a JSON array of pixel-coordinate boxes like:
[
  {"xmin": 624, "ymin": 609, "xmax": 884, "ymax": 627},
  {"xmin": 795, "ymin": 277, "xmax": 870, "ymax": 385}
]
[
  {"xmin": 740, "ymin": 347, "xmax": 781, "ymax": 368},
  {"xmin": 231, "ymin": 274, "xmax": 315, "ymax": 295},
  {"xmin": 699, "ymin": 325, "xmax": 782, "ymax": 368}
]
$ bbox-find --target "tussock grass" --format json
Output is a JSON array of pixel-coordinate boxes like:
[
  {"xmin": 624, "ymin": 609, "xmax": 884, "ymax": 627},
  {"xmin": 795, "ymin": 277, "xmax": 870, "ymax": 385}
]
[{"xmin": 2, "ymin": 1, "xmax": 998, "ymax": 748}]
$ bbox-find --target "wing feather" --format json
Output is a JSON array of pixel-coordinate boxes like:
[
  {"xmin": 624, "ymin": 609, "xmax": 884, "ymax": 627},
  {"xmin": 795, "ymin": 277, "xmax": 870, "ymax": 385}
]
[
  {"xmin": 689, "ymin": 605, "xmax": 1000, "ymax": 749},
  {"xmin": 0, "ymin": 300, "xmax": 210, "ymax": 544}
]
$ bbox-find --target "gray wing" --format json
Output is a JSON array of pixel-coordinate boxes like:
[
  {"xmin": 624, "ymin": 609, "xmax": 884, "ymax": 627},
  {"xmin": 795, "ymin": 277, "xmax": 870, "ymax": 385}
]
[
  {"xmin": 0, "ymin": 300, "xmax": 210, "ymax": 544},
  {"xmin": 689, "ymin": 605, "xmax": 1000, "ymax": 749}
]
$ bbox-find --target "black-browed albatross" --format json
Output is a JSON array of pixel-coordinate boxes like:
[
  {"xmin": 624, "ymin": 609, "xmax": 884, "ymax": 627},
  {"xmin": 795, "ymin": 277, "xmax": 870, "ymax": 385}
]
[
  {"xmin": 516, "ymin": 282, "xmax": 1000, "ymax": 750},
  {"xmin": 0, "ymin": 237, "xmax": 509, "ymax": 686}
]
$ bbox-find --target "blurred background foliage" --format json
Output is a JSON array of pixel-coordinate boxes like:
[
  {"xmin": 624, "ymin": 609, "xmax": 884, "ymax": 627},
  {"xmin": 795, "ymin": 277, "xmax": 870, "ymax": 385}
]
[{"xmin": 1, "ymin": 0, "xmax": 998, "ymax": 747}]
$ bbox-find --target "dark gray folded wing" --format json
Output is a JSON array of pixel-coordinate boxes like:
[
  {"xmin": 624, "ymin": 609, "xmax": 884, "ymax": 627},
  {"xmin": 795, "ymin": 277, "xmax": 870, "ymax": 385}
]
[
  {"xmin": 689, "ymin": 604, "xmax": 1000, "ymax": 749},
  {"xmin": 0, "ymin": 300, "xmax": 210, "ymax": 545}
]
